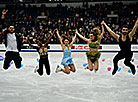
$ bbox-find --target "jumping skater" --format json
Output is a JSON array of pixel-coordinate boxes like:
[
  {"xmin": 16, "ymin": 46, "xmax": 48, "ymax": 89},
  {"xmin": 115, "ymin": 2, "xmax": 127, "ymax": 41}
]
[
  {"xmin": 27, "ymin": 29, "xmax": 56, "ymax": 76},
  {"xmin": 55, "ymin": 29, "xmax": 76, "ymax": 74},
  {"xmin": 102, "ymin": 19, "xmax": 138, "ymax": 75},
  {"xmin": 75, "ymin": 23, "xmax": 105, "ymax": 72},
  {"xmin": 1, "ymin": 9, "xmax": 24, "ymax": 70}
]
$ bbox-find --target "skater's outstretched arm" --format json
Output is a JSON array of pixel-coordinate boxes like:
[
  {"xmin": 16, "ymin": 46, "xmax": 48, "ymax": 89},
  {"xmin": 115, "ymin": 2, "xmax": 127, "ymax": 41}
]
[
  {"xmin": 56, "ymin": 29, "xmax": 64, "ymax": 47},
  {"xmin": 70, "ymin": 33, "xmax": 77, "ymax": 47},
  {"xmin": 1, "ymin": 10, "xmax": 9, "ymax": 43},
  {"xmin": 27, "ymin": 38, "xmax": 34, "ymax": 47},
  {"xmin": 1, "ymin": 9, "xmax": 8, "ymax": 19},
  {"xmin": 129, "ymin": 18, "xmax": 138, "ymax": 38},
  {"xmin": 44, "ymin": 29, "xmax": 56, "ymax": 47},
  {"xmin": 98, "ymin": 21, "xmax": 105, "ymax": 42},
  {"xmin": 75, "ymin": 29, "xmax": 89, "ymax": 42},
  {"xmin": 103, "ymin": 21, "xmax": 120, "ymax": 41},
  {"xmin": 1, "ymin": 9, "xmax": 8, "ymax": 29}
]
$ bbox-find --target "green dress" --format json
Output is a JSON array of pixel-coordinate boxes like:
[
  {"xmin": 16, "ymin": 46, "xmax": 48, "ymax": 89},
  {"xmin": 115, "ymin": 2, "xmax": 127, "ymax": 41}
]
[{"xmin": 86, "ymin": 42, "xmax": 101, "ymax": 63}]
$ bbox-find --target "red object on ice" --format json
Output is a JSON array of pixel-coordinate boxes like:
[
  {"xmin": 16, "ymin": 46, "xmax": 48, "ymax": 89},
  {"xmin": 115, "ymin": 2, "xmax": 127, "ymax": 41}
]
[
  {"xmin": 107, "ymin": 67, "xmax": 111, "ymax": 71},
  {"xmin": 102, "ymin": 59, "xmax": 105, "ymax": 62}
]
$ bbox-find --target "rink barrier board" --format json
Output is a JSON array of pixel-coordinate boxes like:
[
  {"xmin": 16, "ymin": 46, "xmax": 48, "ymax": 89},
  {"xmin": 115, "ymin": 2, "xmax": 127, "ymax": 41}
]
[
  {"xmin": 0, "ymin": 49, "xmax": 138, "ymax": 52},
  {"xmin": 0, "ymin": 44, "xmax": 138, "ymax": 52}
]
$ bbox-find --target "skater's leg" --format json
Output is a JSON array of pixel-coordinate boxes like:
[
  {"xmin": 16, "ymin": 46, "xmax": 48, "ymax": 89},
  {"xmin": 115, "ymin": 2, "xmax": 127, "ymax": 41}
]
[
  {"xmin": 44, "ymin": 57, "xmax": 51, "ymax": 75},
  {"xmin": 3, "ymin": 52, "xmax": 13, "ymax": 70},
  {"xmin": 69, "ymin": 64, "xmax": 76, "ymax": 73},
  {"xmin": 94, "ymin": 60, "xmax": 99, "ymax": 72},
  {"xmin": 13, "ymin": 52, "xmax": 22, "ymax": 69},
  {"xmin": 112, "ymin": 52, "xmax": 124, "ymax": 75},
  {"xmin": 61, "ymin": 66, "xmax": 70, "ymax": 74},
  {"xmin": 37, "ymin": 59, "xmax": 43, "ymax": 76},
  {"xmin": 124, "ymin": 52, "xmax": 136, "ymax": 75},
  {"xmin": 87, "ymin": 58, "xmax": 93, "ymax": 71}
]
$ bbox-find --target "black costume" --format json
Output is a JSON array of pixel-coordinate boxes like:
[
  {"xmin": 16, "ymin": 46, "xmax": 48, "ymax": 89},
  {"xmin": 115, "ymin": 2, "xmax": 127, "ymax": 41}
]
[
  {"xmin": 113, "ymin": 35, "xmax": 136, "ymax": 75},
  {"xmin": 36, "ymin": 47, "xmax": 50, "ymax": 76}
]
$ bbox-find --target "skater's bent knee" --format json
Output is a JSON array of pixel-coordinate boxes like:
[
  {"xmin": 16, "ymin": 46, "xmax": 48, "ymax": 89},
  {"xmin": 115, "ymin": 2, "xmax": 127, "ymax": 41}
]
[
  {"xmin": 15, "ymin": 64, "xmax": 21, "ymax": 69},
  {"xmin": 3, "ymin": 67, "xmax": 9, "ymax": 70},
  {"xmin": 16, "ymin": 67, "xmax": 21, "ymax": 69},
  {"xmin": 88, "ymin": 66, "xmax": 93, "ymax": 71},
  {"xmin": 38, "ymin": 72, "xmax": 43, "ymax": 76},
  {"xmin": 37, "ymin": 70, "xmax": 43, "ymax": 76},
  {"xmin": 95, "ymin": 68, "xmax": 98, "ymax": 71},
  {"xmin": 47, "ymin": 72, "xmax": 51, "ymax": 75},
  {"xmin": 72, "ymin": 69, "xmax": 76, "ymax": 72},
  {"xmin": 39, "ymin": 74, "xmax": 43, "ymax": 76},
  {"xmin": 89, "ymin": 68, "xmax": 93, "ymax": 71},
  {"xmin": 66, "ymin": 71, "xmax": 70, "ymax": 74}
]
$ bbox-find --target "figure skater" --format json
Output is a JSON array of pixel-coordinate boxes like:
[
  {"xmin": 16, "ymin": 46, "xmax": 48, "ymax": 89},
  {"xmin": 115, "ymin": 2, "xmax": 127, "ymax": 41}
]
[
  {"xmin": 55, "ymin": 29, "xmax": 76, "ymax": 74},
  {"xmin": 27, "ymin": 30, "xmax": 56, "ymax": 76},
  {"xmin": 75, "ymin": 23, "xmax": 105, "ymax": 72},
  {"xmin": 102, "ymin": 19, "xmax": 138, "ymax": 75},
  {"xmin": 1, "ymin": 9, "xmax": 24, "ymax": 70}
]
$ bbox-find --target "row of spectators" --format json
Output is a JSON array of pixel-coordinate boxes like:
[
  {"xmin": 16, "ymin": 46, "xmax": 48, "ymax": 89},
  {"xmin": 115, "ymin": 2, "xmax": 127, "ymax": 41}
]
[{"xmin": 0, "ymin": 2, "xmax": 138, "ymax": 44}]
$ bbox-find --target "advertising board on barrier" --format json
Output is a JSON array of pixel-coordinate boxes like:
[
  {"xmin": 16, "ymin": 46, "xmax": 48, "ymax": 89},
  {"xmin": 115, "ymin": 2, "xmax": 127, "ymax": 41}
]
[
  {"xmin": 71, "ymin": 44, "xmax": 102, "ymax": 51},
  {"xmin": 46, "ymin": 44, "xmax": 138, "ymax": 52},
  {"xmin": 0, "ymin": 44, "xmax": 138, "ymax": 52}
]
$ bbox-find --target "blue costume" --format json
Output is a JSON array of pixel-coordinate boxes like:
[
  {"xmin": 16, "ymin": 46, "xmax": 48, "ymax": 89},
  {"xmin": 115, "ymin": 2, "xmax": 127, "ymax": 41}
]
[{"xmin": 61, "ymin": 47, "xmax": 74, "ymax": 66}]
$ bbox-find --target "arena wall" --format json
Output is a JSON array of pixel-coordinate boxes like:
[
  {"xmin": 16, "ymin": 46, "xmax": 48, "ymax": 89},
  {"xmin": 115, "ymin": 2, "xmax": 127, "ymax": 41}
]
[{"xmin": 0, "ymin": 1, "xmax": 137, "ymax": 8}]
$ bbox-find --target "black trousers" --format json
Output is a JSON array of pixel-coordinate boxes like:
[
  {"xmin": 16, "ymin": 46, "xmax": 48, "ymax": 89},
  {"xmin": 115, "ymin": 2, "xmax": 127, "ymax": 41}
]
[
  {"xmin": 37, "ymin": 57, "xmax": 51, "ymax": 76},
  {"xmin": 3, "ymin": 51, "xmax": 22, "ymax": 70},
  {"xmin": 113, "ymin": 51, "xmax": 135, "ymax": 75}
]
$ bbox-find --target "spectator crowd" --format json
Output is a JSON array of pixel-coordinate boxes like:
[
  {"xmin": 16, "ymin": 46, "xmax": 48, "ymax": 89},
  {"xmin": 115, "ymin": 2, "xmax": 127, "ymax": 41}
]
[{"xmin": 0, "ymin": 2, "xmax": 138, "ymax": 44}]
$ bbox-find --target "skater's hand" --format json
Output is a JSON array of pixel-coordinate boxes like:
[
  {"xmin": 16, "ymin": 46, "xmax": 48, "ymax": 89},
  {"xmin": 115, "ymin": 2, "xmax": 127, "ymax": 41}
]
[
  {"xmin": 75, "ymin": 29, "xmax": 78, "ymax": 34},
  {"xmin": 53, "ymin": 29, "xmax": 56, "ymax": 32},
  {"xmin": 55, "ymin": 29, "xmax": 59, "ymax": 34},
  {"xmin": 55, "ymin": 28, "xmax": 58, "ymax": 31},
  {"xmin": 23, "ymin": 37, "xmax": 26, "ymax": 40},
  {"xmin": 22, "ymin": 37, "xmax": 28, "ymax": 43},
  {"xmin": 101, "ymin": 21, "xmax": 104, "ymax": 25},
  {"xmin": 32, "ymin": 38, "xmax": 36, "ymax": 42},
  {"xmin": 25, "ymin": 37, "xmax": 30, "ymax": 42},
  {"xmin": 136, "ymin": 18, "xmax": 138, "ymax": 24},
  {"xmin": 2, "ymin": 9, "xmax": 8, "ymax": 15},
  {"xmin": 53, "ymin": 29, "xmax": 57, "ymax": 34}
]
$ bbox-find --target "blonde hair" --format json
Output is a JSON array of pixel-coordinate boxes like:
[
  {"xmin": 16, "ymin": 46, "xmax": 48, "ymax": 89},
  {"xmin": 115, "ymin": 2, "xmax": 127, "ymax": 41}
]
[{"xmin": 93, "ymin": 28, "xmax": 101, "ymax": 35}]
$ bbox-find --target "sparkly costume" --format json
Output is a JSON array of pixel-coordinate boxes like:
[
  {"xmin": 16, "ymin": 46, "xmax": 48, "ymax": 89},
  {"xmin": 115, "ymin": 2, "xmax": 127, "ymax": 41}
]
[
  {"xmin": 86, "ymin": 42, "xmax": 101, "ymax": 63},
  {"xmin": 37, "ymin": 47, "xmax": 50, "ymax": 75},
  {"xmin": 61, "ymin": 47, "xmax": 74, "ymax": 66}
]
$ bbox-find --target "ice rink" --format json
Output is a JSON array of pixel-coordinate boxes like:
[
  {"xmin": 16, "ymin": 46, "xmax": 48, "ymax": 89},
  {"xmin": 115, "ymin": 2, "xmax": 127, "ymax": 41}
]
[{"xmin": 0, "ymin": 52, "xmax": 138, "ymax": 102}]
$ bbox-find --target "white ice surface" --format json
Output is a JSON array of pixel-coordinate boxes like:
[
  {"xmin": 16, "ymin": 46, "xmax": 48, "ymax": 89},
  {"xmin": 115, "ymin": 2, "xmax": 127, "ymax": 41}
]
[{"xmin": 0, "ymin": 52, "xmax": 138, "ymax": 102}]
